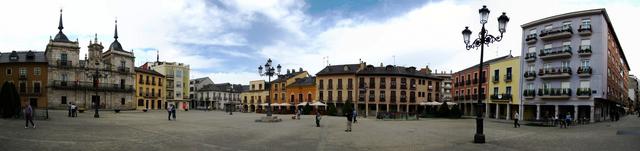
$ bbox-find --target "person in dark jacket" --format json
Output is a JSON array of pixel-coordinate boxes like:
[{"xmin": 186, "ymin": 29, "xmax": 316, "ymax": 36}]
[
  {"xmin": 24, "ymin": 104, "xmax": 36, "ymax": 129},
  {"xmin": 171, "ymin": 104, "xmax": 177, "ymax": 120},
  {"xmin": 167, "ymin": 104, "xmax": 174, "ymax": 121},
  {"xmin": 345, "ymin": 111, "xmax": 353, "ymax": 132},
  {"xmin": 315, "ymin": 111, "xmax": 321, "ymax": 127}
]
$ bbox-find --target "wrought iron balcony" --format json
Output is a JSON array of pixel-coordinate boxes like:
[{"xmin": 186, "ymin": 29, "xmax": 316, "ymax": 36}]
[
  {"xmin": 56, "ymin": 60, "xmax": 73, "ymax": 68},
  {"xmin": 578, "ymin": 45, "xmax": 592, "ymax": 56},
  {"xmin": 525, "ymin": 34, "xmax": 537, "ymax": 44},
  {"xmin": 117, "ymin": 67, "xmax": 130, "ymax": 74},
  {"xmin": 539, "ymin": 46, "xmax": 572, "ymax": 60},
  {"xmin": 524, "ymin": 52, "xmax": 536, "ymax": 62},
  {"xmin": 490, "ymin": 93, "xmax": 512, "ymax": 102},
  {"xmin": 50, "ymin": 80, "xmax": 134, "ymax": 92},
  {"xmin": 504, "ymin": 74, "xmax": 512, "ymax": 82},
  {"xmin": 492, "ymin": 76, "xmax": 499, "ymax": 83},
  {"xmin": 578, "ymin": 24, "xmax": 592, "ymax": 36},
  {"xmin": 576, "ymin": 88, "xmax": 592, "ymax": 98},
  {"xmin": 523, "ymin": 89, "xmax": 536, "ymax": 99},
  {"xmin": 538, "ymin": 88, "xmax": 571, "ymax": 99},
  {"xmin": 540, "ymin": 25, "xmax": 573, "ymax": 40},
  {"xmin": 539, "ymin": 67, "xmax": 572, "ymax": 79},
  {"xmin": 524, "ymin": 71, "xmax": 536, "ymax": 80},
  {"xmin": 577, "ymin": 66, "xmax": 592, "ymax": 77}
]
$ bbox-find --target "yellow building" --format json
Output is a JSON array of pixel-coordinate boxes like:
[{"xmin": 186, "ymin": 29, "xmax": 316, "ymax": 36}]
[
  {"xmin": 240, "ymin": 80, "xmax": 269, "ymax": 112},
  {"xmin": 487, "ymin": 56, "xmax": 520, "ymax": 120},
  {"xmin": 270, "ymin": 69, "xmax": 309, "ymax": 113},
  {"xmin": 146, "ymin": 61, "xmax": 190, "ymax": 110},
  {"xmin": 135, "ymin": 67, "xmax": 166, "ymax": 110}
]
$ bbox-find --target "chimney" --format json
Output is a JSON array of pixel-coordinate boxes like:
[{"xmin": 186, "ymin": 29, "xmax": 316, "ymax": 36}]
[{"xmin": 299, "ymin": 67, "xmax": 303, "ymax": 72}]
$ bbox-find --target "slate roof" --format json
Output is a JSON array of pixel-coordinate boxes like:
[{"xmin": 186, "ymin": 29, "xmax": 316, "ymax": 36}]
[
  {"xmin": 0, "ymin": 51, "xmax": 47, "ymax": 63},
  {"xmin": 134, "ymin": 67, "xmax": 164, "ymax": 77},
  {"xmin": 288, "ymin": 77, "xmax": 316, "ymax": 87},
  {"xmin": 316, "ymin": 64, "xmax": 361, "ymax": 75},
  {"xmin": 356, "ymin": 65, "xmax": 441, "ymax": 80},
  {"xmin": 199, "ymin": 83, "xmax": 245, "ymax": 93},
  {"xmin": 272, "ymin": 71, "xmax": 306, "ymax": 83}
]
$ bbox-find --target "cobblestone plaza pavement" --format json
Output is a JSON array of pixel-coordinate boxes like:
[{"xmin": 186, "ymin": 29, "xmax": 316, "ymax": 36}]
[{"xmin": 1, "ymin": 110, "xmax": 639, "ymax": 151}]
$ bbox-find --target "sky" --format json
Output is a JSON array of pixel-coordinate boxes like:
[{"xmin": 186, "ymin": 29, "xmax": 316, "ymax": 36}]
[{"xmin": 0, "ymin": 0, "xmax": 638, "ymax": 84}]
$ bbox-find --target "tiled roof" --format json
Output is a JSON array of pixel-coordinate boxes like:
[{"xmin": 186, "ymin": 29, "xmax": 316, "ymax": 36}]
[
  {"xmin": 0, "ymin": 51, "xmax": 46, "ymax": 63},
  {"xmin": 356, "ymin": 65, "xmax": 441, "ymax": 80},
  {"xmin": 316, "ymin": 64, "xmax": 361, "ymax": 75},
  {"xmin": 272, "ymin": 71, "xmax": 306, "ymax": 83},
  {"xmin": 288, "ymin": 77, "xmax": 316, "ymax": 87},
  {"xmin": 199, "ymin": 83, "xmax": 244, "ymax": 93}
]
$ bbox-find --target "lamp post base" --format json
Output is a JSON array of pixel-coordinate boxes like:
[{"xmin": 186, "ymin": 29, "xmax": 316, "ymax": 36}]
[
  {"xmin": 474, "ymin": 133, "xmax": 485, "ymax": 143},
  {"xmin": 94, "ymin": 111, "xmax": 99, "ymax": 118}
]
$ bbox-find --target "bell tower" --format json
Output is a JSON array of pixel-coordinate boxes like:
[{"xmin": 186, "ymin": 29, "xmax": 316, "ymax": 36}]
[{"xmin": 88, "ymin": 33, "xmax": 104, "ymax": 66}]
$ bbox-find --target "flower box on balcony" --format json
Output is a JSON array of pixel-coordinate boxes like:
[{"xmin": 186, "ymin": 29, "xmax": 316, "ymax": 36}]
[
  {"xmin": 577, "ymin": 66, "xmax": 592, "ymax": 77},
  {"xmin": 540, "ymin": 26, "xmax": 573, "ymax": 41},
  {"xmin": 539, "ymin": 46, "xmax": 572, "ymax": 60},
  {"xmin": 524, "ymin": 71, "xmax": 536, "ymax": 80},
  {"xmin": 578, "ymin": 45, "xmax": 592, "ymax": 56},
  {"xmin": 578, "ymin": 25, "xmax": 592, "ymax": 36},
  {"xmin": 525, "ymin": 52, "xmax": 537, "ymax": 62},
  {"xmin": 525, "ymin": 34, "xmax": 537, "ymax": 44},
  {"xmin": 538, "ymin": 88, "xmax": 572, "ymax": 99},
  {"xmin": 523, "ymin": 89, "xmax": 536, "ymax": 99},
  {"xmin": 539, "ymin": 67, "xmax": 572, "ymax": 79},
  {"xmin": 576, "ymin": 88, "xmax": 592, "ymax": 99}
]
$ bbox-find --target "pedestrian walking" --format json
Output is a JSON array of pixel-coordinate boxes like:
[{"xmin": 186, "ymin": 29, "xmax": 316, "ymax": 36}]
[
  {"xmin": 68, "ymin": 103, "xmax": 72, "ymax": 117},
  {"xmin": 352, "ymin": 109, "xmax": 358, "ymax": 123},
  {"xmin": 24, "ymin": 104, "xmax": 36, "ymax": 129},
  {"xmin": 315, "ymin": 111, "xmax": 321, "ymax": 127},
  {"xmin": 565, "ymin": 113, "xmax": 572, "ymax": 127},
  {"xmin": 71, "ymin": 104, "xmax": 77, "ymax": 117},
  {"xmin": 345, "ymin": 111, "xmax": 353, "ymax": 132},
  {"xmin": 513, "ymin": 112, "xmax": 520, "ymax": 128},
  {"xmin": 167, "ymin": 104, "xmax": 173, "ymax": 121},
  {"xmin": 172, "ymin": 104, "xmax": 177, "ymax": 120}
]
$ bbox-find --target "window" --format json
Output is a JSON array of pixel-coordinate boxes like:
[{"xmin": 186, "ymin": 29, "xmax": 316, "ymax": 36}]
[
  {"xmin": 337, "ymin": 79, "xmax": 343, "ymax": 89},
  {"xmin": 561, "ymin": 82, "xmax": 570, "ymax": 89},
  {"xmin": 19, "ymin": 67, "xmax": 26, "ymax": 77},
  {"xmin": 580, "ymin": 80, "xmax": 590, "ymax": 88},
  {"xmin": 390, "ymin": 91, "xmax": 396, "ymax": 102},
  {"xmin": 528, "ymin": 65, "xmax": 535, "ymax": 72},
  {"xmin": 493, "ymin": 69, "xmax": 499, "ymax": 81},
  {"xmin": 581, "ymin": 39, "xmax": 591, "ymax": 46},
  {"xmin": 121, "ymin": 98, "xmax": 125, "ymax": 105},
  {"xmin": 493, "ymin": 87, "xmax": 499, "ymax": 95},
  {"xmin": 581, "ymin": 59, "xmax": 590, "ymax": 67},
  {"xmin": 545, "ymin": 25, "xmax": 552, "ymax": 30},
  {"xmin": 61, "ymin": 53, "xmax": 68, "ymax": 61},
  {"xmin": 369, "ymin": 77, "xmax": 375, "ymax": 89},
  {"xmin": 34, "ymin": 67, "xmax": 41, "ymax": 76},
  {"xmin": 544, "ymin": 44, "xmax": 552, "ymax": 53},
  {"xmin": 33, "ymin": 82, "xmax": 41, "ymax": 93},
  {"xmin": 380, "ymin": 91, "xmax": 385, "ymax": 102},
  {"xmin": 390, "ymin": 78, "xmax": 397, "ymax": 89},
  {"xmin": 61, "ymin": 96, "xmax": 67, "ymax": 104},
  {"xmin": 319, "ymin": 91, "xmax": 323, "ymax": 100},
  {"xmin": 337, "ymin": 91, "xmax": 343, "ymax": 101},
  {"xmin": 138, "ymin": 75, "xmax": 143, "ymax": 84},
  {"xmin": 528, "ymin": 47, "xmax": 536, "ymax": 53},
  {"xmin": 543, "ymin": 63, "xmax": 551, "ymax": 70},
  {"xmin": 6, "ymin": 68, "xmax": 11, "ymax": 75},
  {"xmin": 562, "ymin": 21, "xmax": 571, "ymax": 29},
  {"xmin": 369, "ymin": 90, "xmax": 375, "ymax": 101},
  {"xmin": 527, "ymin": 83, "xmax": 534, "ymax": 90},
  {"xmin": 561, "ymin": 61, "xmax": 570, "ymax": 68},
  {"xmin": 138, "ymin": 100, "xmax": 144, "ymax": 106},
  {"xmin": 176, "ymin": 70, "xmax": 183, "ymax": 77},
  {"xmin": 543, "ymin": 82, "xmax": 550, "ymax": 89},
  {"xmin": 380, "ymin": 78, "xmax": 386, "ymax": 89},
  {"xmin": 529, "ymin": 29, "xmax": 536, "ymax": 35},
  {"xmin": 275, "ymin": 94, "xmax": 278, "ymax": 101},
  {"xmin": 347, "ymin": 91, "xmax": 353, "ymax": 101},
  {"xmin": 328, "ymin": 91, "xmax": 333, "ymax": 101},
  {"xmin": 581, "ymin": 19, "xmax": 591, "ymax": 28},
  {"xmin": 347, "ymin": 78, "xmax": 353, "ymax": 89},
  {"xmin": 506, "ymin": 87, "xmax": 512, "ymax": 94},
  {"xmin": 308, "ymin": 93, "xmax": 312, "ymax": 102},
  {"xmin": 19, "ymin": 82, "xmax": 26, "ymax": 93}
]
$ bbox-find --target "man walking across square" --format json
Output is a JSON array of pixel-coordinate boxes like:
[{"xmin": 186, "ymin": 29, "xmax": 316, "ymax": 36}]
[
  {"xmin": 167, "ymin": 104, "xmax": 173, "ymax": 121},
  {"xmin": 513, "ymin": 112, "xmax": 520, "ymax": 128},
  {"xmin": 345, "ymin": 110, "xmax": 353, "ymax": 132},
  {"xmin": 24, "ymin": 104, "xmax": 36, "ymax": 129}
]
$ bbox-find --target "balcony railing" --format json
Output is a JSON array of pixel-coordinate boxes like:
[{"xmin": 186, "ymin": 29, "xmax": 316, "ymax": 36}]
[
  {"xmin": 50, "ymin": 80, "xmax": 134, "ymax": 92},
  {"xmin": 492, "ymin": 76, "xmax": 499, "ymax": 83},
  {"xmin": 524, "ymin": 71, "xmax": 536, "ymax": 80},
  {"xmin": 578, "ymin": 45, "xmax": 592, "ymax": 56},
  {"xmin": 490, "ymin": 94, "xmax": 512, "ymax": 101},
  {"xmin": 539, "ymin": 46, "xmax": 572, "ymax": 60},
  {"xmin": 524, "ymin": 52, "xmax": 536, "ymax": 62},
  {"xmin": 538, "ymin": 88, "xmax": 571, "ymax": 99},
  {"xmin": 576, "ymin": 88, "xmax": 591, "ymax": 98},
  {"xmin": 56, "ymin": 60, "xmax": 72, "ymax": 68},
  {"xmin": 523, "ymin": 89, "xmax": 536, "ymax": 99},
  {"xmin": 117, "ymin": 67, "xmax": 130, "ymax": 74},
  {"xmin": 577, "ymin": 66, "xmax": 592, "ymax": 77},
  {"xmin": 504, "ymin": 74, "xmax": 512, "ymax": 82},
  {"xmin": 578, "ymin": 24, "xmax": 592, "ymax": 36},
  {"xmin": 525, "ymin": 34, "xmax": 537, "ymax": 44},
  {"xmin": 540, "ymin": 25, "xmax": 573, "ymax": 40},
  {"xmin": 539, "ymin": 67, "xmax": 571, "ymax": 79}
]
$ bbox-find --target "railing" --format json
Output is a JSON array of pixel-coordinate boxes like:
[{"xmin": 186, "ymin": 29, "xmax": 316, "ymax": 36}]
[
  {"xmin": 578, "ymin": 24, "xmax": 592, "ymax": 35},
  {"xmin": 523, "ymin": 89, "xmax": 536, "ymax": 98},
  {"xmin": 578, "ymin": 45, "xmax": 592, "ymax": 56},
  {"xmin": 491, "ymin": 94, "xmax": 512, "ymax": 101},
  {"xmin": 576, "ymin": 88, "xmax": 591, "ymax": 97},
  {"xmin": 525, "ymin": 34, "xmax": 537, "ymax": 43},
  {"xmin": 540, "ymin": 25, "xmax": 572, "ymax": 38},
  {"xmin": 525, "ymin": 52, "xmax": 537, "ymax": 61},
  {"xmin": 538, "ymin": 67, "xmax": 571, "ymax": 78},
  {"xmin": 117, "ymin": 67, "xmax": 130, "ymax": 74},
  {"xmin": 504, "ymin": 74, "xmax": 512, "ymax": 82},
  {"xmin": 524, "ymin": 71, "xmax": 536, "ymax": 80},
  {"xmin": 577, "ymin": 66, "xmax": 592, "ymax": 76},
  {"xmin": 539, "ymin": 46, "xmax": 572, "ymax": 59},
  {"xmin": 492, "ymin": 76, "xmax": 499, "ymax": 83},
  {"xmin": 537, "ymin": 88, "xmax": 571, "ymax": 98},
  {"xmin": 50, "ymin": 80, "xmax": 134, "ymax": 92},
  {"xmin": 56, "ymin": 60, "xmax": 72, "ymax": 68}
]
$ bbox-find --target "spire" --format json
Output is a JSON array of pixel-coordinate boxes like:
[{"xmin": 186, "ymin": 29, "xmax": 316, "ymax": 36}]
[
  {"xmin": 94, "ymin": 33, "xmax": 98, "ymax": 44},
  {"xmin": 58, "ymin": 9, "xmax": 63, "ymax": 31},
  {"xmin": 114, "ymin": 19, "xmax": 118, "ymax": 40},
  {"xmin": 156, "ymin": 50, "xmax": 159, "ymax": 63}
]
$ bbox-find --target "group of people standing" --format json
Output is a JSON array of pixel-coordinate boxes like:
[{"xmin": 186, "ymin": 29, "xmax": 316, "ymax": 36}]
[
  {"xmin": 167, "ymin": 104, "xmax": 177, "ymax": 121},
  {"xmin": 68, "ymin": 103, "xmax": 78, "ymax": 117}
]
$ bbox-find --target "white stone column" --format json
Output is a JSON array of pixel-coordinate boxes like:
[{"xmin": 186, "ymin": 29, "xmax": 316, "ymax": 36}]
[
  {"xmin": 536, "ymin": 104, "xmax": 541, "ymax": 120},
  {"xmin": 506, "ymin": 104, "xmax": 511, "ymax": 120},
  {"xmin": 574, "ymin": 105, "xmax": 579, "ymax": 122},
  {"xmin": 590, "ymin": 105, "xmax": 595, "ymax": 123},
  {"xmin": 495, "ymin": 104, "xmax": 500, "ymax": 119}
]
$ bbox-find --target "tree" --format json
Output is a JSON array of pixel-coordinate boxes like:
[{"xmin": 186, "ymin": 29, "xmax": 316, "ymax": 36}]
[
  {"xmin": 449, "ymin": 104, "xmax": 463, "ymax": 118},
  {"xmin": 327, "ymin": 103, "xmax": 337, "ymax": 116},
  {"xmin": 437, "ymin": 102, "xmax": 450, "ymax": 117},
  {"xmin": 0, "ymin": 82, "xmax": 21, "ymax": 118},
  {"xmin": 303, "ymin": 103, "xmax": 312, "ymax": 115}
]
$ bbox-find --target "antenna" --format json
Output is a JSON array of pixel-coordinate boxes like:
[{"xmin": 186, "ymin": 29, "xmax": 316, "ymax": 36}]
[{"xmin": 393, "ymin": 55, "xmax": 396, "ymax": 66}]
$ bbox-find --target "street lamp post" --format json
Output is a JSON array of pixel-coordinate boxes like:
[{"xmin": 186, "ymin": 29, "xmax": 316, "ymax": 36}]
[
  {"xmin": 258, "ymin": 58, "xmax": 281, "ymax": 117},
  {"xmin": 461, "ymin": 5, "xmax": 509, "ymax": 144},
  {"xmin": 85, "ymin": 68, "xmax": 109, "ymax": 118}
]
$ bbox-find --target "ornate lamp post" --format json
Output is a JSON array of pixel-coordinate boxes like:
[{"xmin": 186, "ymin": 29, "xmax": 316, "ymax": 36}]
[
  {"xmin": 461, "ymin": 5, "xmax": 509, "ymax": 144},
  {"xmin": 258, "ymin": 58, "xmax": 281, "ymax": 117},
  {"xmin": 85, "ymin": 68, "xmax": 109, "ymax": 118}
]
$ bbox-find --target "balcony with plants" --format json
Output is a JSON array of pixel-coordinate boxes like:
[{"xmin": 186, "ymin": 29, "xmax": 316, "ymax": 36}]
[
  {"xmin": 539, "ymin": 25, "xmax": 573, "ymax": 40},
  {"xmin": 537, "ymin": 88, "xmax": 571, "ymax": 99},
  {"xmin": 524, "ymin": 71, "xmax": 536, "ymax": 80},
  {"xmin": 525, "ymin": 52, "xmax": 537, "ymax": 62},
  {"xmin": 539, "ymin": 45, "xmax": 572, "ymax": 60},
  {"xmin": 523, "ymin": 89, "xmax": 536, "ymax": 99},
  {"xmin": 526, "ymin": 33, "xmax": 537, "ymax": 44},
  {"xmin": 578, "ymin": 24, "xmax": 592, "ymax": 36},
  {"xmin": 577, "ymin": 66, "xmax": 592, "ymax": 77},
  {"xmin": 538, "ymin": 67, "xmax": 572, "ymax": 79},
  {"xmin": 576, "ymin": 88, "xmax": 591, "ymax": 98},
  {"xmin": 578, "ymin": 45, "xmax": 592, "ymax": 56}
]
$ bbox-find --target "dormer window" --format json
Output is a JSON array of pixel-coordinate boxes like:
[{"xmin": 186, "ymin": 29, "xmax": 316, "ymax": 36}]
[
  {"xmin": 9, "ymin": 51, "xmax": 18, "ymax": 61},
  {"xmin": 343, "ymin": 65, "xmax": 349, "ymax": 71},
  {"xmin": 26, "ymin": 51, "xmax": 35, "ymax": 60}
]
